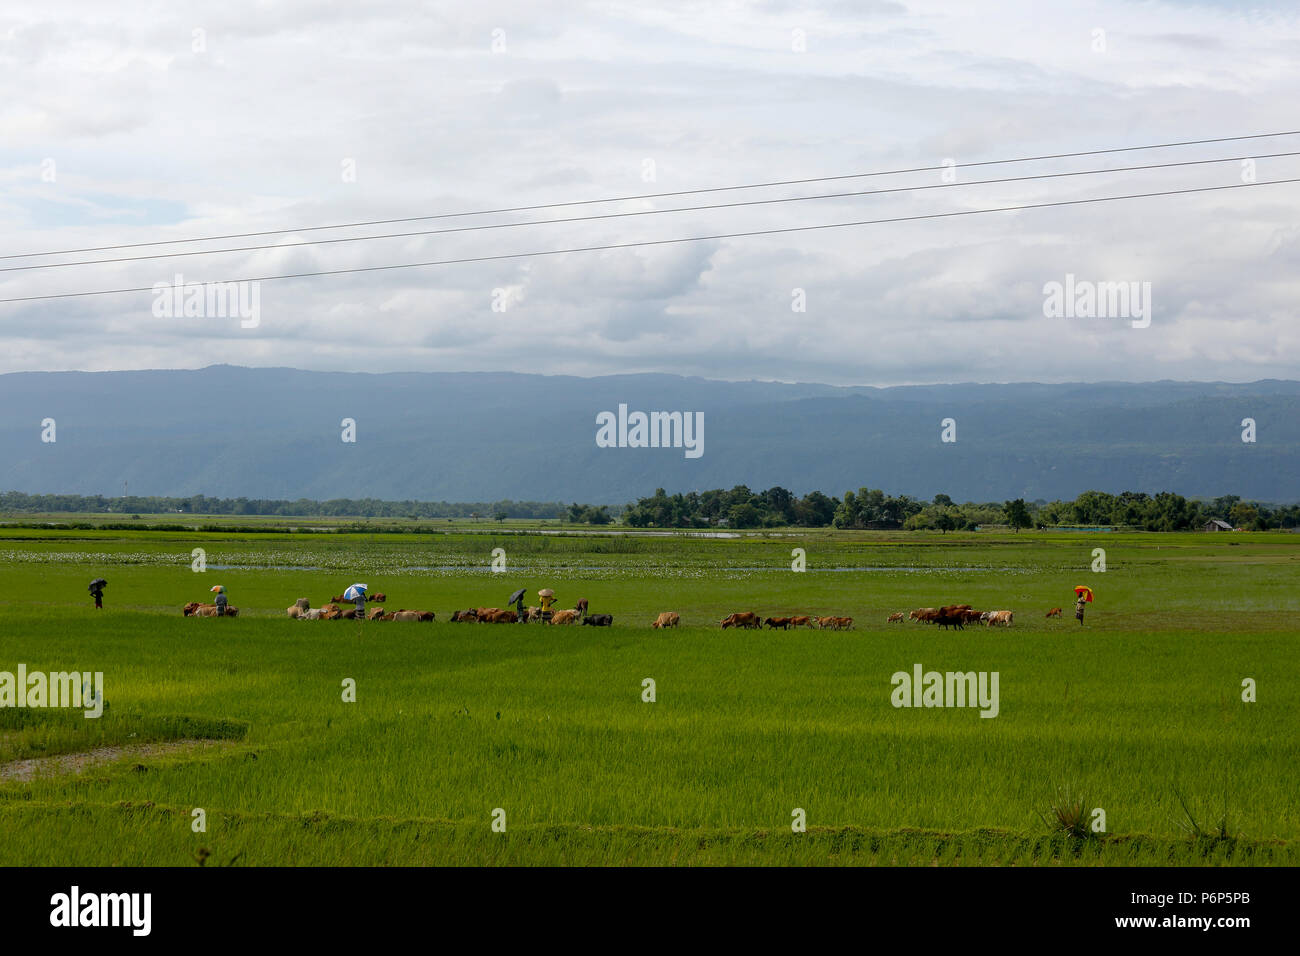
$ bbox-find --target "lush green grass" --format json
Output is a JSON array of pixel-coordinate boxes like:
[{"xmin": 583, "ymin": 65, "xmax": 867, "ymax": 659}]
[{"xmin": 0, "ymin": 525, "xmax": 1296, "ymax": 865}]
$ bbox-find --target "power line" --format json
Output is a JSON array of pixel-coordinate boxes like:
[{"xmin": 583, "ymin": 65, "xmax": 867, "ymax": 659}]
[
  {"xmin": 3, "ymin": 129, "xmax": 1298, "ymax": 261},
  {"xmin": 5, "ymin": 151, "xmax": 1294, "ymax": 275},
  {"xmin": 3, "ymin": 177, "xmax": 1295, "ymax": 306}
]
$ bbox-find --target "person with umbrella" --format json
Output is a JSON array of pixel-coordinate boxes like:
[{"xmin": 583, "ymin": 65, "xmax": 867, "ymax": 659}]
[
  {"xmin": 509, "ymin": 588, "xmax": 528, "ymax": 623},
  {"xmin": 88, "ymin": 578, "xmax": 107, "ymax": 610},
  {"xmin": 1074, "ymin": 585, "xmax": 1093, "ymax": 625},
  {"xmin": 343, "ymin": 584, "xmax": 368, "ymax": 620},
  {"xmin": 210, "ymin": 585, "xmax": 228, "ymax": 616}
]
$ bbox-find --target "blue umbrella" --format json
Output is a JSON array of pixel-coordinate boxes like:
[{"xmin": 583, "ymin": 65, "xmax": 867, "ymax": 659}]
[{"xmin": 343, "ymin": 584, "xmax": 368, "ymax": 601}]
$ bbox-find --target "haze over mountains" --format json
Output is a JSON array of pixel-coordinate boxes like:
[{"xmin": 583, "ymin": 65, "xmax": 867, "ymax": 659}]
[{"xmin": 1, "ymin": 366, "xmax": 1297, "ymax": 505}]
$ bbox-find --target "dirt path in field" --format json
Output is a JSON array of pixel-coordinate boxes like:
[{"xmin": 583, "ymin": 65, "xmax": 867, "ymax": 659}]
[{"xmin": 0, "ymin": 738, "xmax": 225, "ymax": 783}]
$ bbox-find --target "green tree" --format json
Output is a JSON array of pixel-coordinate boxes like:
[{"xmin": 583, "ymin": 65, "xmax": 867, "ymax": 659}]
[
  {"xmin": 1003, "ymin": 498, "xmax": 1032, "ymax": 532},
  {"xmin": 1229, "ymin": 502, "xmax": 1258, "ymax": 528},
  {"xmin": 728, "ymin": 502, "xmax": 762, "ymax": 529}
]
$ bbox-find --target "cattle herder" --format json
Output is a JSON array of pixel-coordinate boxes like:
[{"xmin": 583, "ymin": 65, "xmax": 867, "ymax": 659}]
[
  {"xmin": 211, "ymin": 585, "xmax": 229, "ymax": 616},
  {"xmin": 1075, "ymin": 592, "xmax": 1086, "ymax": 624}
]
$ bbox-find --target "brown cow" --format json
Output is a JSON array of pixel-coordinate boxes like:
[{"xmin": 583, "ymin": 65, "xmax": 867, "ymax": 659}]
[
  {"xmin": 392, "ymin": 610, "xmax": 421, "ymax": 622},
  {"xmin": 450, "ymin": 609, "xmax": 478, "ymax": 622},
  {"xmin": 887, "ymin": 612, "xmax": 905, "ymax": 623},
  {"xmin": 367, "ymin": 607, "xmax": 386, "ymax": 620},
  {"xmin": 1046, "ymin": 607, "xmax": 1063, "ymax": 618},
  {"xmin": 366, "ymin": 592, "xmax": 387, "ymax": 603},
  {"xmin": 320, "ymin": 608, "xmax": 342, "ymax": 620},
  {"xmin": 550, "ymin": 609, "xmax": 578, "ymax": 625},
  {"xmin": 789, "ymin": 615, "xmax": 813, "ymax": 628},
  {"xmin": 764, "ymin": 617, "xmax": 793, "ymax": 630},
  {"xmin": 652, "ymin": 612, "xmax": 680, "ymax": 629},
  {"xmin": 721, "ymin": 611, "xmax": 759, "ymax": 629}
]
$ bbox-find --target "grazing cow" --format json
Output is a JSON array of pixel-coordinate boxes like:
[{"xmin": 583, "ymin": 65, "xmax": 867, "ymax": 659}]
[
  {"xmin": 367, "ymin": 607, "xmax": 386, "ymax": 620},
  {"xmin": 550, "ymin": 609, "xmax": 579, "ymax": 626},
  {"xmin": 651, "ymin": 612, "xmax": 680, "ymax": 629},
  {"xmin": 320, "ymin": 608, "xmax": 342, "ymax": 620},
  {"xmin": 1046, "ymin": 607, "xmax": 1063, "ymax": 618},
  {"xmin": 959, "ymin": 609, "xmax": 983, "ymax": 624},
  {"xmin": 367, "ymin": 592, "xmax": 387, "ymax": 603},
  {"xmin": 887, "ymin": 612, "xmax": 905, "ymax": 623},
  {"xmin": 764, "ymin": 616, "xmax": 793, "ymax": 630},
  {"xmin": 576, "ymin": 598, "xmax": 589, "ymax": 615},
  {"xmin": 329, "ymin": 595, "xmax": 346, "ymax": 604},
  {"xmin": 391, "ymin": 610, "xmax": 421, "ymax": 622},
  {"xmin": 417, "ymin": 611, "xmax": 435, "ymax": 622},
  {"xmin": 475, "ymin": 608, "xmax": 501, "ymax": 621},
  {"xmin": 450, "ymin": 609, "xmax": 478, "ymax": 622},
  {"xmin": 721, "ymin": 611, "xmax": 759, "ymax": 629},
  {"xmin": 817, "ymin": 616, "xmax": 849, "ymax": 630},
  {"xmin": 911, "ymin": 608, "xmax": 939, "ymax": 624},
  {"xmin": 986, "ymin": 610, "xmax": 1013, "ymax": 627},
  {"xmin": 789, "ymin": 615, "xmax": 813, "ymax": 629},
  {"xmin": 582, "ymin": 614, "xmax": 613, "ymax": 627}
]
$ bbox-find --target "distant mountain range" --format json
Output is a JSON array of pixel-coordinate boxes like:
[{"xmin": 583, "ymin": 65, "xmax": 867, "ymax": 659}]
[{"xmin": 2, "ymin": 366, "xmax": 1297, "ymax": 504}]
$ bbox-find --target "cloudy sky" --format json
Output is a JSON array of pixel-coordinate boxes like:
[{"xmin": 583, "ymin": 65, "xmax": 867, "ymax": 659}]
[{"xmin": 1, "ymin": 0, "xmax": 1298, "ymax": 385}]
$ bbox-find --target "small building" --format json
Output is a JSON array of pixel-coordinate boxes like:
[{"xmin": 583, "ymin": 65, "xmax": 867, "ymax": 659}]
[{"xmin": 1203, "ymin": 519, "xmax": 1235, "ymax": 532}]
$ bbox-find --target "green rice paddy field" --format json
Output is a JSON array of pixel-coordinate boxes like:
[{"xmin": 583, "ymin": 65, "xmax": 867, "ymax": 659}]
[{"xmin": 0, "ymin": 521, "xmax": 1296, "ymax": 866}]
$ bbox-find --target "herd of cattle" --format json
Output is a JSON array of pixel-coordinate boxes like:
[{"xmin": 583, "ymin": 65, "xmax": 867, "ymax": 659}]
[
  {"xmin": 273, "ymin": 595, "xmax": 616, "ymax": 626},
  {"xmin": 179, "ymin": 595, "xmax": 1043, "ymax": 630}
]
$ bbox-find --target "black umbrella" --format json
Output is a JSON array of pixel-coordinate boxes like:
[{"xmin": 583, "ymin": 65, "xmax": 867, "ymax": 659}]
[
  {"xmin": 508, "ymin": 588, "xmax": 527, "ymax": 605},
  {"xmin": 88, "ymin": 578, "xmax": 107, "ymax": 591}
]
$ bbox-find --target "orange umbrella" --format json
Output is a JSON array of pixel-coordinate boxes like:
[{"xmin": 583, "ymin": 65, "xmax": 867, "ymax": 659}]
[{"xmin": 1074, "ymin": 585, "xmax": 1094, "ymax": 602}]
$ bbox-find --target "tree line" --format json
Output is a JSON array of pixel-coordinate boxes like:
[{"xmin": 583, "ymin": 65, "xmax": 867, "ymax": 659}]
[{"xmin": 3, "ymin": 488, "xmax": 1297, "ymax": 531}]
